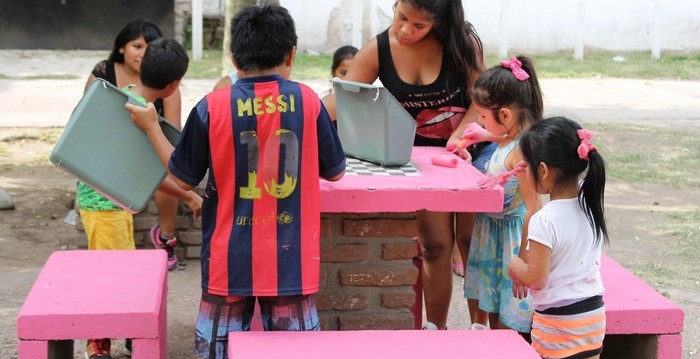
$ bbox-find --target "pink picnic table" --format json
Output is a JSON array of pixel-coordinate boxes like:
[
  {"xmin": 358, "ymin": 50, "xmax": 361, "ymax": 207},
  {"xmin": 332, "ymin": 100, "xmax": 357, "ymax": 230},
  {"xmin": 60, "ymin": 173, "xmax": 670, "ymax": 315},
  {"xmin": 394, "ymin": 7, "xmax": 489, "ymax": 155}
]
[
  {"xmin": 228, "ymin": 330, "xmax": 539, "ymax": 358},
  {"xmin": 320, "ymin": 146, "xmax": 504, "ymax": 213},
  {"xmin": 601, "ymin": 255, "xmax": 684, "ymax": 358},
  {"xmin": 316, "ymin": 146, "xmax": 504, "ymax": 330},
  {"xmin": 17, "ymin": 250, "xmax": 168, "ymax": 359}
]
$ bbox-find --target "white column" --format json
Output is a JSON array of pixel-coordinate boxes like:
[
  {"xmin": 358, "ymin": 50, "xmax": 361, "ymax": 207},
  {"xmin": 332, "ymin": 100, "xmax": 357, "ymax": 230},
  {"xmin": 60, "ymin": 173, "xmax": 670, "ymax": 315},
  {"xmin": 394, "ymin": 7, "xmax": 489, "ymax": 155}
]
[
  {"xmin": 651, "ymin": 3, "xmax": 662, "ymax": 60},
  {"xmin": 498, "ymin": 0, "xmax": 509, "ymax": 59},
  {"xmin": 574, "ymin": 2, "xmax": 585, "ymax": 61},
  {"xmin": 352, "ymin": 0, "xmax": 364, "ymax": 49},
  {"xmin": 192, "ymin": 0, "xmax": 203, "ymax": 61}
]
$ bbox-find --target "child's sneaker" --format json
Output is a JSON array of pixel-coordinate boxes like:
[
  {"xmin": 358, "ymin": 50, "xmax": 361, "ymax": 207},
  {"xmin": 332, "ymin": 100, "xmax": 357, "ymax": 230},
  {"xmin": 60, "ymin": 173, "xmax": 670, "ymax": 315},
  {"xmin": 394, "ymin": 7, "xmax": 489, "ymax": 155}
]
[
  {"xmin": 422, "ymin": 322, "xmax": 439, "ymax": 330},
  {"xmin": 470, "ymin": 323, "xmax": 489, "ymax": 330},
  {"xmin": 85, "ymin": 338, "xmax": 112, "ymax": 359},
  {"xmin": 150, "ymin": 225, "xmax": 178, "ymax": 271}
]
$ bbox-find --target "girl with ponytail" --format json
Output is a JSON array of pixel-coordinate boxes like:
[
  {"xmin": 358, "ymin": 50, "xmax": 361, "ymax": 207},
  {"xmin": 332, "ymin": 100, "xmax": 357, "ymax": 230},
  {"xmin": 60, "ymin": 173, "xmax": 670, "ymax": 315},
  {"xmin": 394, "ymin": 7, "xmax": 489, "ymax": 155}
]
[{"xmin": 510, "ymin": 116, "xmax": 608, "ymax": 359}]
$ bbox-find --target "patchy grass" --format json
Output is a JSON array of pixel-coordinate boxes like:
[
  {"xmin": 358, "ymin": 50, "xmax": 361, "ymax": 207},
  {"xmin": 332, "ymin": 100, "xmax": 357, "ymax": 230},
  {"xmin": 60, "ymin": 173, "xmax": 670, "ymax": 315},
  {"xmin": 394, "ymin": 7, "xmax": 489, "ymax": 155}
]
[
  {"xmin": 583, "ymin": 123, "xmax": 700, "ymax": 187},
  {"xmin": 193, "ymin": 50, "xmax": 700, "ymax": 81},
  {"xmin": 0, "ymin": 128, "xmax": 62, "ymax": 166},
  {"xmin": 185, "ymin": 50, "xmax": 331, "ymax": 80},
  {"xmin": 664, "ymin": 209, "xmax": 700, "ymax": 259},
  {"xmin": 184, "ymin": 50, "xmax": 224, "ymax": 79},
  {"xmin": 488, "ymin": 51, "xmax": 700, "ymax": 80}
]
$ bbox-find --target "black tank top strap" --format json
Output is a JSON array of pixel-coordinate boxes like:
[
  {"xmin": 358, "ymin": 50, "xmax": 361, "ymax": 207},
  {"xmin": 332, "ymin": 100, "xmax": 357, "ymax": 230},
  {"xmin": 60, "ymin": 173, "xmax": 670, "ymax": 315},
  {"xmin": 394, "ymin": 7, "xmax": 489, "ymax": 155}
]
[{"xmin": 376, "ymin": 29, "xmax": 400, "ymax": 87}]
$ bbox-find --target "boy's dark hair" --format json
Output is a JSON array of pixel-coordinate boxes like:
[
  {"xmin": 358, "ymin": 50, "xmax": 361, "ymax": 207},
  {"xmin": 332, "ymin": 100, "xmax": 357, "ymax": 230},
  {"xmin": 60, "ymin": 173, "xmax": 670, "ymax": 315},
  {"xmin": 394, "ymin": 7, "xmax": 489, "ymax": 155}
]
[
  {"xmin": 229, "ymin": 5, "xmax": 298, "ymax": 72},
  {"xmin": 109, "ymin": 19, "xmax": 163, "ymax": 63},
  {"xmin": 140, "ymin": 38, "xmax": 189, "ymax": 90},
  {"xmin": 520, "ymin": 116, "xmax": 609, "ymax": 246}
]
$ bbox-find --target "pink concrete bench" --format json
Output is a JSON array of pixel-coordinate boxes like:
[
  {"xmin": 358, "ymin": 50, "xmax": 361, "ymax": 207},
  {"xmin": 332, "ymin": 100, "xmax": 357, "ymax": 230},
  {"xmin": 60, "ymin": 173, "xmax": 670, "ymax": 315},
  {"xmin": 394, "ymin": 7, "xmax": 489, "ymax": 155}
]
[
  {"xmin": 17, "ymin": 250, "xmax": 168, "ymax": 359},
  {"xmin": 601, "ymin": 255, "xmax": 684, "ymax": 359},
  {"xmin": 228, "ymin": 330, "xmax": 540, "ymax": 358}
]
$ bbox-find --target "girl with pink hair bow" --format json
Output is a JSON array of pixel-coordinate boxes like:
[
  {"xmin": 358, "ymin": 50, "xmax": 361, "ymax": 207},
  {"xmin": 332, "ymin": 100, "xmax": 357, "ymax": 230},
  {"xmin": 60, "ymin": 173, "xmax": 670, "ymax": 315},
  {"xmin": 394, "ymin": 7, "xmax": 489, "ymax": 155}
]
[{"xmin": 462, "ymin": 55, "xmax": 544, "ymax": 335}]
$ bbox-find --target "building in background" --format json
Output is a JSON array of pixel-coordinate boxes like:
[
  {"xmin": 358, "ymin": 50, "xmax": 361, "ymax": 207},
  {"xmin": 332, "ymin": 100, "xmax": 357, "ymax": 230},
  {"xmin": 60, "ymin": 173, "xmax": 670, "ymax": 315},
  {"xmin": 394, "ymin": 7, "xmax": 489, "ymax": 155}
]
[
  {"xmin": 0, "ymin": 0, "xmax": 174, "ymax": 49},
  {"xmin": 1, "ymin": 0, "xmax": 698, "ymax": 55}
]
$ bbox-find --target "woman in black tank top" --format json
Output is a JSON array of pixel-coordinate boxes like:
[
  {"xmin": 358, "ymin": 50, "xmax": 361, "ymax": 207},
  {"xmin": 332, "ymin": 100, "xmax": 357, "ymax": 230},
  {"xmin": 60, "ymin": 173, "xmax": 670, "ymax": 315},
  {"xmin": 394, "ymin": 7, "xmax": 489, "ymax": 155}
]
[{"xmin": 322, "ymin": 0, "xmax": 487, "ymax": 331}]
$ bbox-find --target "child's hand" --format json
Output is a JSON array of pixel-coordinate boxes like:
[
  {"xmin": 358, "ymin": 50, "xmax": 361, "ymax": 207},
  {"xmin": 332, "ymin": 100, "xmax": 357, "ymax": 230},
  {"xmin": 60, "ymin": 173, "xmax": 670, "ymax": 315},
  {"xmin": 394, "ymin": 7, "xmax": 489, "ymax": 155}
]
[
  {"xmin": 462, "ymin": 122, "xmax": 502, "ymax": 146},
  {"xmin": 125, "ymin": 102, "xmax": 159, "ymax": 133},
  {"xmin": 185, "ymin": 191, "xmax": 203, "ymax": 219},
  {"xmin": 511, "ymin": 280, "xmax": 529, "ymax": 299},
  {"xmin": 508, "ymin": 257, "xmax": 529, "ymax": 299},
  {"xmin": 445, "ymin": 138, "xmax": 472, "ymax": 162}
]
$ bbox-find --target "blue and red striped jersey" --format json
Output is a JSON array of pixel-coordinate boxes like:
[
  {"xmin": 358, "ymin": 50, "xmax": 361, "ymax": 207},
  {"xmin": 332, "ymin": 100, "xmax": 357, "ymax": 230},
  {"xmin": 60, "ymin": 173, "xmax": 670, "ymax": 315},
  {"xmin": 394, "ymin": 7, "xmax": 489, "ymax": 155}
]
[{"xmin": 170, "ymin": 74, "xmax": 345, "ymax": 296}]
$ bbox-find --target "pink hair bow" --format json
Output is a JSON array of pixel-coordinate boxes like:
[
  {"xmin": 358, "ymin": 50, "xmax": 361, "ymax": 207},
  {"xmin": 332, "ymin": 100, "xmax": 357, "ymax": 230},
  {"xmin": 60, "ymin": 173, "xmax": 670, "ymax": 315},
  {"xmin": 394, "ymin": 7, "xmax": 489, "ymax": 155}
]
[
  {"xmin": 477, "ymin": 160, "xmax": 527, "ymax": 189},
  {"xmin": 500, "ymin": 57, "xmax": 530, "ymax": 81},
  {"xmin": 577, "ymin": 129, "xmax": 598, "ymax": 160}
]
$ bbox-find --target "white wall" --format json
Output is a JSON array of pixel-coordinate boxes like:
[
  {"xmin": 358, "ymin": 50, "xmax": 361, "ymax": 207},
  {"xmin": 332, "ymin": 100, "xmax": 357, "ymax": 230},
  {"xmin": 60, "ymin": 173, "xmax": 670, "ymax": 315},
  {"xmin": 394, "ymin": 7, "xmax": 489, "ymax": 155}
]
[{"xmin": 280, "ymin": 0, "xmax": 700, "ymax": 53}]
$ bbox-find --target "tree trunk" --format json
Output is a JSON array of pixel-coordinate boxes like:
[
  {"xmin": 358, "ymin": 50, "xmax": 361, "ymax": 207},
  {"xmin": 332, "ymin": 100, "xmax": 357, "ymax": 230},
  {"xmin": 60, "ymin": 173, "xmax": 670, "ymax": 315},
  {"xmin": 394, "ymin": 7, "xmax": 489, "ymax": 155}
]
[{"xmin": 221, "ymin": 0, "xmax": 258, "ymax": 76}]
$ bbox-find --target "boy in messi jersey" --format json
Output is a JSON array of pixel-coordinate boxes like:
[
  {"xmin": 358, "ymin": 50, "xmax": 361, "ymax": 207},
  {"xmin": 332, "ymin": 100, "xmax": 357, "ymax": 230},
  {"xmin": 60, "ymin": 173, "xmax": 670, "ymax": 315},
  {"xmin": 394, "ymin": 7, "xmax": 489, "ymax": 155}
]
[{"xmin": 126, "ymin": 4, "xmax": 345, "ymax": 359}]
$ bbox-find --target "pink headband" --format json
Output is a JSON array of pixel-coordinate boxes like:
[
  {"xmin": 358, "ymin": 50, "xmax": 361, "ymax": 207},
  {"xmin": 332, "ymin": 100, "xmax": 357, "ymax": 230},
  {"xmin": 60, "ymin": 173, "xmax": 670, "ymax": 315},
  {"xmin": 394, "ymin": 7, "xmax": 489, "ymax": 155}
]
[
  {"xmin": 577, "ymin": 129, "xmax": 598, "ymax": 160},
  {"xmin": 500, "ymin": 57, "xmax": 529, "ymax": 81}
]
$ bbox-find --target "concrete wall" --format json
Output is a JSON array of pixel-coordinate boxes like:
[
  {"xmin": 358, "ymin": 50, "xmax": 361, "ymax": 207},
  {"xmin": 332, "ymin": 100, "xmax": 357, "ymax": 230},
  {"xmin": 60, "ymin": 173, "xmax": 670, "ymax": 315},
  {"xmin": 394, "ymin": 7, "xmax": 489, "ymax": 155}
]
[
  {"xmin": 0, "ymin": 0, "xmax": 174, "ymax": 50},
  {"xmin": 280, "ymin": 0, "xmax": 700, "ymax": 54}
]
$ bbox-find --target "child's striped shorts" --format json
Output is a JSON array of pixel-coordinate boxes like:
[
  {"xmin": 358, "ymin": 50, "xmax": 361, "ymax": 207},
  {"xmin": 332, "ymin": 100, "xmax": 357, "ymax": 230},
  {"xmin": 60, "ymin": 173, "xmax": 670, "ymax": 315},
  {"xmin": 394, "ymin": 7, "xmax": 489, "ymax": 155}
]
[{"xmin": 531, "ymin": 295, "xmax": 605, "ymax": 359}]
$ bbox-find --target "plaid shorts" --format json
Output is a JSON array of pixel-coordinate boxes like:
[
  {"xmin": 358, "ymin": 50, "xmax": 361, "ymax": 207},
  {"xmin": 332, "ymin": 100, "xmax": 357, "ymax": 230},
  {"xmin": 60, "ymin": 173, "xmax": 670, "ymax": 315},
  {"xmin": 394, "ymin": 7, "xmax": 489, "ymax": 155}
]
[{"xmin": 194, "ymin": 292, "xmax": 320, "ymax": 359}]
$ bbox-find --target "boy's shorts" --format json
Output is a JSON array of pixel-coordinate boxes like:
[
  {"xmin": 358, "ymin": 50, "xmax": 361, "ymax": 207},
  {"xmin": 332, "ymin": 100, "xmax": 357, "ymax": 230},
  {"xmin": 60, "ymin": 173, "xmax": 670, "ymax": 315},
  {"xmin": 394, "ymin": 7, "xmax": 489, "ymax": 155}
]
[
  {"xmin": 79, "ymin": 209, "xmax": 134, "ymax": 250},
  {"xmin": 194, "ymin": 292, "xmax": 320, "ymax": 359}
]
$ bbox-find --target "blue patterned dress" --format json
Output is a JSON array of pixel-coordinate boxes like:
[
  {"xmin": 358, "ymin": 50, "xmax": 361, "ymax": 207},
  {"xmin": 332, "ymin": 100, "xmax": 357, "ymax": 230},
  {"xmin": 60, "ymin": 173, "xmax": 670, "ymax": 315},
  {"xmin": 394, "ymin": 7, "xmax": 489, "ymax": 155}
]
[{"xmin": 464, "ymin": 140, "xmax": 533, "ymax": 332}]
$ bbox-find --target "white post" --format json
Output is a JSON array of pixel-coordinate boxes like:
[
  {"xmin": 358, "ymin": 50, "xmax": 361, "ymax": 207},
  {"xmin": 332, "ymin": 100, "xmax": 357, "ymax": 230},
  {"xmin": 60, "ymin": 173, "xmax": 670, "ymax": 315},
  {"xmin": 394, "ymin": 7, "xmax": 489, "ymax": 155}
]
[
  {"xmin": 192, "ymin": 0, "xmax": 203, "ymax": 61},
  {"xmin": 498, "ymin": 0, "xmax": 509, "ymax": 59},
  {"xmin": 651, "ymin": 3, "xmax": 661, "ymax": 60},
  {"xmin": 352, "ymin": 0, "xmax": 364, "ymax": 49},
  {"xmin": 574, "ymin": 2, "xmax": 585, "ymax": 61}
]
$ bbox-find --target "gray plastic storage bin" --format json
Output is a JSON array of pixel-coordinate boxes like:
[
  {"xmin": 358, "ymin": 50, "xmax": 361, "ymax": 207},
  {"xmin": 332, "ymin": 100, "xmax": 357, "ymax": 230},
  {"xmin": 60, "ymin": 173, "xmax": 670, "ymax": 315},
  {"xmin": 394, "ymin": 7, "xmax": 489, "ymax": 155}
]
[
  {"xmin": 50, "ymin": 78, "xmax": 181, "ymax": 213},
  {"xmin": 332, "ymin": 78, "xmax": 416, "ymax": 166}
]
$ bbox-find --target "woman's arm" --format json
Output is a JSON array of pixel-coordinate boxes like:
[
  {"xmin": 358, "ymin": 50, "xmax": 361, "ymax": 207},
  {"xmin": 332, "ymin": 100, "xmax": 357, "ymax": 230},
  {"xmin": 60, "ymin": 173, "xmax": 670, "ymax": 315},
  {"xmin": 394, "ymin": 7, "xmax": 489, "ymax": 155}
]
[
  {"xmin": 321, "ymin": 38, "xmax": 380, "ymax": 120},
  {"xmin": 447, "ymin": 33, "xmax": 486, "ymax": 155}
]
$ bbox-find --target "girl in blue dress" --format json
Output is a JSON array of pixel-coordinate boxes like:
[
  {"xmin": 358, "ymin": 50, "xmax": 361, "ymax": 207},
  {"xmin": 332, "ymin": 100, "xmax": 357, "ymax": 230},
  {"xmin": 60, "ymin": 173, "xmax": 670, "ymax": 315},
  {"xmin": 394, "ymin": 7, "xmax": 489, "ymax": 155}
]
[{"xmin": 464, "ymin": 55, "xmax": 543, "ymax": 334}]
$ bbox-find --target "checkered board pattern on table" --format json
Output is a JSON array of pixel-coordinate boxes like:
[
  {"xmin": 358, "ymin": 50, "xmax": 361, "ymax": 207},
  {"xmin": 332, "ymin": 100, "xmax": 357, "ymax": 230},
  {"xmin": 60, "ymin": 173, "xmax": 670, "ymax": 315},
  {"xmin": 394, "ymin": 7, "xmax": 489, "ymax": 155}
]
[{"xmin": 344, "ymin": 157, "xmax": 420, "ymax": 176}]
